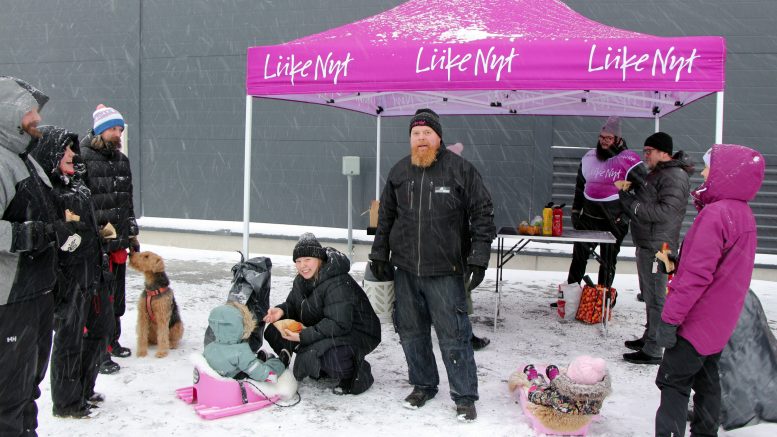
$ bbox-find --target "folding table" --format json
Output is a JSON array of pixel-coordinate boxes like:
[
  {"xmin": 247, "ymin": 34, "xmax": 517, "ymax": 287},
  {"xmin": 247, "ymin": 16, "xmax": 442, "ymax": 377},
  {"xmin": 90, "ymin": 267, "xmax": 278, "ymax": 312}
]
[{"xmin": 491, "ymin": 226, "xmax": 617, "ymax": 331}]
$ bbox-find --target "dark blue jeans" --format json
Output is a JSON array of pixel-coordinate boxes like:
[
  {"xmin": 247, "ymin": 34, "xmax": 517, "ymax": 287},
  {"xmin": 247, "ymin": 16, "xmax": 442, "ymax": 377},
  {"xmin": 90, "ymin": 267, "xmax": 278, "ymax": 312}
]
[{"xmin": 393, "ymin": 269, "xmax": 478, "ymax": 403}]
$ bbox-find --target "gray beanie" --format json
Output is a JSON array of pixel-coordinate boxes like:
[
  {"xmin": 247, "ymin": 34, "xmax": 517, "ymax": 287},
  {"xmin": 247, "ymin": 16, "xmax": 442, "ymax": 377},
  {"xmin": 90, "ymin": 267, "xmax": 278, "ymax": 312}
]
[{"xmin": 601, "ymin": 116, "xmax": 621, "ymax": 138}]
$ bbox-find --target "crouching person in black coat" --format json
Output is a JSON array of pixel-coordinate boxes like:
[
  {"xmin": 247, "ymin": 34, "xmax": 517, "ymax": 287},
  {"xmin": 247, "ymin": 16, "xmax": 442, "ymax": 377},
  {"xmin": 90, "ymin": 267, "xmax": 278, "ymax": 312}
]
[
  {"xmin": 263, "ymin": 233, "xmax": 381, "ymax": 395},
  {"xmin": 30, "ymin": 126, "xmax": 105, "ymax": 419}
]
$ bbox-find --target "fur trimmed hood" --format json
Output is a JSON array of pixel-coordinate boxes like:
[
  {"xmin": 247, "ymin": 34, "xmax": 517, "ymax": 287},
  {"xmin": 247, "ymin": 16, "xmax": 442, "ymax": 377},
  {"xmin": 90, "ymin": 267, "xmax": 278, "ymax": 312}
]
[{"xmin": 207, "ymin": 302, "xmax": 257, "ymax": 344}]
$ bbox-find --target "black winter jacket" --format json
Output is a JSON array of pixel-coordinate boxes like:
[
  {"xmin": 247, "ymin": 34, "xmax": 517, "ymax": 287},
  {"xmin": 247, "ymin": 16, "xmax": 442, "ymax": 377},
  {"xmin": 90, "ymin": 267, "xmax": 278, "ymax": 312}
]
[
  {"xmin": 30, "ymin": 126, "xmax": 103, "ymax": 298},
  {"xmin": 619, "ymin": 151, "xmax": 693, "ymax": 252},
  {"xmin": 370, "ymin": 147, "xmax": 496, "ymax": 275},
  {"xmin": 79, "ymin": 131, "xmax": 137, "ymax": 253},
  {"xmin": 0, "ymin": 77, "xmax": 58, "ymax": 305},
  {"xmin": 276, "ymin": 248, "xmax": 381, "ymax": 380}
]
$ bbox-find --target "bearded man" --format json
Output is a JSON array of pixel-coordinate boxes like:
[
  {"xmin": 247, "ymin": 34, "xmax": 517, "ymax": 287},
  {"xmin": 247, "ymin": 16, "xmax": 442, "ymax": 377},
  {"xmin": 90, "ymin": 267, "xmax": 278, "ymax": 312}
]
[
  {"xmin": 0, "ymin": 76, "xmax": 59, "ymax": 436},
  {"xmin": 369, "ymin": 108, "xmax": 495, "ymax": 422},
  {"xmin": 80, "ymin": 104, "xmax": 139, "ymax": 376},
  {"xmin": 566, "ymin": 116, "xmax": 642, "ymax": 289}
]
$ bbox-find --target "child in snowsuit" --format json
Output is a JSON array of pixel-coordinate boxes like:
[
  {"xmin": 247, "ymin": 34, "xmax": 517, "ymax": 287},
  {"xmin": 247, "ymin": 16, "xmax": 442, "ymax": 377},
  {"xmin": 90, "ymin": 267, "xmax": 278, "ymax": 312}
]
[
  {"xmin": 524, "ymin": 355, "xmax": 612, "ymax": 415},
  {"xmin": 204, "ymin": 302, "xmax": 285, "ymax": 382}
]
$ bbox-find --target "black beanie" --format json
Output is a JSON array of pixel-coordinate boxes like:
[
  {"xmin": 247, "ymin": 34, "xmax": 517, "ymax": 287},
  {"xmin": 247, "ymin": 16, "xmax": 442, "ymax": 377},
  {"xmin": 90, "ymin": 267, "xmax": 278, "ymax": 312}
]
[
  {"xmin": 409, "ymin": 108, "xmax": 443, "ymax": 139},
  {"xmin": 645, "ymin": 132, "xmax": 673, "ymax": 155},
  {"xmin": 293, "ymin": 232, "xmax": 327, "ymax": 262}
]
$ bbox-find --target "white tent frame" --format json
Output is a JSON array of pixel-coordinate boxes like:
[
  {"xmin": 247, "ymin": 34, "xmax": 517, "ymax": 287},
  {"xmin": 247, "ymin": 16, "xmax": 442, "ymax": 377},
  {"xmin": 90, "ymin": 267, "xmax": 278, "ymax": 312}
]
[{"xmin": 240, "ymin": 91, "xmax": 724, "ymax": 256}]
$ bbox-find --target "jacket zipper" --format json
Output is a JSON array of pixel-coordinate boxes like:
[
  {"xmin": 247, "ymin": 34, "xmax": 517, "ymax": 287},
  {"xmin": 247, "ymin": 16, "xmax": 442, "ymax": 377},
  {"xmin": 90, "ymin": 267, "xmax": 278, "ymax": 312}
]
[
  {"xmin": 429, "ymin": 180, "xmax": 434, "ymax": 210},
  {"xmin": 417, "ymin": 170, "xmax": 425, "ymax": 274},
  {"xmin": 409, "ymin": 180, "xmax": 414, "ymax": 210}
]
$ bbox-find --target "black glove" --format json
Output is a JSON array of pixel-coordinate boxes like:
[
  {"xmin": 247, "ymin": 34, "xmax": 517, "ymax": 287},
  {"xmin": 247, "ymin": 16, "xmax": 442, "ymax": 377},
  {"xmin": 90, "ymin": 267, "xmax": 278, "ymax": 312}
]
[
  {"xmin": 656, "ymin": 321, "xmax": 678, "ymax": 349},
  {"xmin": 570, "ymin": 210, "xmax": 581, "ymax": 230},
  {"xmin": 129, "ymin": 236, "xmax": 140, "ymax": 253},
  {"xmin": 10, "ymin": 221, "xmax": 50, "ymax": 253},
  {"xmin": 369, "ymin": 259, "xmax": 393, "ymax": 282},
  {"xmin": 465, "ymin": 265, "xmax": 486, "ymax": 292}
]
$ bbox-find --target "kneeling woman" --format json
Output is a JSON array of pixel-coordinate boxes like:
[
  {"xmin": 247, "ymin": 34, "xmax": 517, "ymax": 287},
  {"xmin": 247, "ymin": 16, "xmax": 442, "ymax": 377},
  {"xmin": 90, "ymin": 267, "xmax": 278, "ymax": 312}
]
[{"xmin": 263, "ymin": 233, "xmax": 381, "ymax": 395}]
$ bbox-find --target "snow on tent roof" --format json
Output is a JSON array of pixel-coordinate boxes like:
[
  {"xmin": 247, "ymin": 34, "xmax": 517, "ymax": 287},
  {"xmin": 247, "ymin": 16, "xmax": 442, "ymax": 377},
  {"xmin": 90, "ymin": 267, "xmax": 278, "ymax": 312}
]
[{"xmin": 246, "ymin": 0, "xmax": 725, "ymax": 118}]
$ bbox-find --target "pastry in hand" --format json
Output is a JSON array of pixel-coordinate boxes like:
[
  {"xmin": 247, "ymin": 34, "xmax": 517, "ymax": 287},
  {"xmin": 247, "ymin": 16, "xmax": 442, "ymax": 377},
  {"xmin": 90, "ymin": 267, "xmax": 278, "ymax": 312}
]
[
  {"xmin": 100, "ymin": 222, "xmax": 117, "ymax": 239},
  {"xmin": 273, "ymin": 319, "xmax": 304, "ymax": 333}
]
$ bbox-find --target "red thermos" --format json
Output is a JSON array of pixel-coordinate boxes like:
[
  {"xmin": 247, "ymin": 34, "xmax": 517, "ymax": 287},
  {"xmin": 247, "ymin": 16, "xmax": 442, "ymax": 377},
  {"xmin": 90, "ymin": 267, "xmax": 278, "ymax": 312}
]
[{"xmin": 552, "ymin": 204, "xmax": 564, "ymax": 236}]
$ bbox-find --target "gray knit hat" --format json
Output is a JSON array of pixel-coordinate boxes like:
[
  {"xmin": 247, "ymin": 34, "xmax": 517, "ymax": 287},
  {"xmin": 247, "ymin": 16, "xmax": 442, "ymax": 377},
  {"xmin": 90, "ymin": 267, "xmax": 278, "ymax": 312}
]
[
  {"xmin": 293, "ymin": 232, "xmax": 327, "ymax": 262},
  {"xmin": 601, "ymin": 116, "xmax": 621, "ymax": 138}
]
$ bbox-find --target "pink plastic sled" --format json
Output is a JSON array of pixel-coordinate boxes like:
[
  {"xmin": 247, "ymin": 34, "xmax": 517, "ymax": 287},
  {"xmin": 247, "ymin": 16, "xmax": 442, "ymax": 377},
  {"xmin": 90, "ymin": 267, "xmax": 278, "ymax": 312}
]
[
  {"xmin": 512, "ymin": 364, "xmax": 598, "ymax": 436},
  {"xmin": 176, "ymin": 353, "xmax": 297, "ymax": 420}
]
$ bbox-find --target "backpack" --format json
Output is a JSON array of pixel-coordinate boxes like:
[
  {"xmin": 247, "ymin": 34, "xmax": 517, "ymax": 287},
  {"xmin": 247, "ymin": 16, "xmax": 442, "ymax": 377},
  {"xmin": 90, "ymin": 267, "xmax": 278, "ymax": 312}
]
[{"xmin": 204, "ymin": 254, "xmax": 272, "ymax": 352}]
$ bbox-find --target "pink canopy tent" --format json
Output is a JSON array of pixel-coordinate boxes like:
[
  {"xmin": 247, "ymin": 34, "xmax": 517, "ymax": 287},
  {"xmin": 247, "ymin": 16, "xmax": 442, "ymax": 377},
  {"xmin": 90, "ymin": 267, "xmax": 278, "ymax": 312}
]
[{"xmin": 240, "ymin": 0, "xmax": 726, "ymax": 255}]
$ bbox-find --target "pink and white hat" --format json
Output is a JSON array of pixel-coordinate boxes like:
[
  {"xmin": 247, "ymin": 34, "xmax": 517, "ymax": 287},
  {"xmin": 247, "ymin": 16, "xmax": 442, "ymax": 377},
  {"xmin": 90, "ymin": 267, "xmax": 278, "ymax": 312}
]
[{"xmin": 92, "ymin": 104, "xmax": 124, "ymax": 135}]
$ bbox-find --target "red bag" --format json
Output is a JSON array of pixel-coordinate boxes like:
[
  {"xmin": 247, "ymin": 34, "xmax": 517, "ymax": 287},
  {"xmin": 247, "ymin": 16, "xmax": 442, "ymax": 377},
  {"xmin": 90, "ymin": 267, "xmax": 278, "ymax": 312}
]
[{"xmin": 575, "ymin": 285, "xmax": 616, "ymax": 324}]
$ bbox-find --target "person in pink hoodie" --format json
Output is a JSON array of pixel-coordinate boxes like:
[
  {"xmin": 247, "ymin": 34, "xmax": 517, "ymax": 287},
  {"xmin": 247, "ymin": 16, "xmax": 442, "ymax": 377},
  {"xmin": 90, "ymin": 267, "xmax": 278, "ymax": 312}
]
[{"xmin": 654, "ymin": 144, "xmax": 765, "ymax": 437}]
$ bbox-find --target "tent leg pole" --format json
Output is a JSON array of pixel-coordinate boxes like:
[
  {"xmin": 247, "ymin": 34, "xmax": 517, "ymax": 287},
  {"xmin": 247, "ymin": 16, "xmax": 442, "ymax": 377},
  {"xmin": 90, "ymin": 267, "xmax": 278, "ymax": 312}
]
[
  {"xmin": 654, "ymin": 115, "xmax": 660, "ymax": 133},
  {"xmin": 715, "ymin": 91, "xmax": 724, "ymax": 144},
  {"xmin": 376, "ymin": 115, "xmax": 381, "ymax": 199},
  {"xmin": 347, "ymin": 174, "xmax": 353, "ymax": 261},
  {"xmin": 243, "ymin": 95, "xmax": 253, "ymax": 257}
]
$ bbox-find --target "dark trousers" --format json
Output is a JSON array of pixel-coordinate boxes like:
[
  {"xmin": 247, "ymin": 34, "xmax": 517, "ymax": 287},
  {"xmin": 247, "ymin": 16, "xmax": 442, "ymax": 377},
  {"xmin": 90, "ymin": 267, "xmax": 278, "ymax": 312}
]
[
  {"xmin": 50, "ymin": 284, "xmax": 90, "ymax": 412},
  {"xmin": 83, "ymin": 284, "xmax": 114, "ymax": 397},
  {"xmin": 263, "ymin": 323, "xmax": 356, "ymax": 380},
  {"xmin": 110, "ymin": 261, "xmax": 126, "ymax": 348},
  {"xmin": 567, "ymin": 213, "xmax": 628, "ymax": 288},
  {"xmin": 655, "ymin": 336, "xmax": 722, "ymax": 437},
  {"xmin": 0, "ymin": 293, "xmax": 54, "ymax": 437},
  {"xmin": 393, "ymin": 269, "xmax": 478, "ymax": 403},
  {"xmin": 635, "ymin": 246, "xmax": 668, "ymax": 357}
]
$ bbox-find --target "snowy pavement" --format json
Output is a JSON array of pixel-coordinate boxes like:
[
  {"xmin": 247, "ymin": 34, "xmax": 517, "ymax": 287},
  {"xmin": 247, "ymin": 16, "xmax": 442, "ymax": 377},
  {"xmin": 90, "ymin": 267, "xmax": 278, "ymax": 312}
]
[{"xmin": 37, "ymin": 244, "xmax": 777, "ymax": 436}]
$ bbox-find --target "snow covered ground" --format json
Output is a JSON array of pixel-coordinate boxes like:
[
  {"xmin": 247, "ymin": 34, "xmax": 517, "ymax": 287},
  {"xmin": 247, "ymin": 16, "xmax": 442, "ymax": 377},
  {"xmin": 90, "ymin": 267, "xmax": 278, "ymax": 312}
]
[{"xmin": 37, "ymin": 244, "xmax": 777, "ymax": 437}]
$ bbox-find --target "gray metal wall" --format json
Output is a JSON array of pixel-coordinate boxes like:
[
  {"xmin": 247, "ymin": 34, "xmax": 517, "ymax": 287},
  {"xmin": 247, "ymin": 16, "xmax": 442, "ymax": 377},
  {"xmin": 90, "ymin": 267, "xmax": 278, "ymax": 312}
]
[{"xmin": 1, "ymin": 0, "xmax": 775, "ymax": 251}]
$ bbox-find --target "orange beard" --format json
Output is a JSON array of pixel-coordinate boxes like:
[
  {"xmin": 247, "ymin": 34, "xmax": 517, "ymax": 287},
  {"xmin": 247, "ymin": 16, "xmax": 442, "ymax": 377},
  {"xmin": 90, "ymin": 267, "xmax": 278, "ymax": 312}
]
[{"xmin": 411, "ymin": 145, "xmax": 439, "ymax": 168}]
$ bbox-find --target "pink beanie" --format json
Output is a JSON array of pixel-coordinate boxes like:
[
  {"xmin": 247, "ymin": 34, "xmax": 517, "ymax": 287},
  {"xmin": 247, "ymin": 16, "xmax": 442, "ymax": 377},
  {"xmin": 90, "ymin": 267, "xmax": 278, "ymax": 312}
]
[{"xmin": 566, "ymin": 355, "xmax": 607, "ymax": 385}]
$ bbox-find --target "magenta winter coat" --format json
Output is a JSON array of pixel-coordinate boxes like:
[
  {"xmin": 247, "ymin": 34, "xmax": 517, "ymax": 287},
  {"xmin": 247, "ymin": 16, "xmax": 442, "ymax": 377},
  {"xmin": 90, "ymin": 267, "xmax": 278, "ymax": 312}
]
[{"xmin": 662, "ymin": 144, "xmax": 765, "ymax": 355}]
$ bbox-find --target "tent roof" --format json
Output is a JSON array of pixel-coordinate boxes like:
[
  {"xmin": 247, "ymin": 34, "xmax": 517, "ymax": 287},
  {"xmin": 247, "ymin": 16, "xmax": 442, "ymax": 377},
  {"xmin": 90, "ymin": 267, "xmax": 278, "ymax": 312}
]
[{"xmin": 246, "ymin": 0, "xmax": 725, "ymax": 118}]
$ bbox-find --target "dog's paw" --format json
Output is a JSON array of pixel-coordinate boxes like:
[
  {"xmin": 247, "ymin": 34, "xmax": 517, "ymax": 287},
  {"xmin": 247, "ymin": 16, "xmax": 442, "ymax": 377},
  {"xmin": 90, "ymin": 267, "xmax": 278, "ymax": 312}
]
[
  {"xmin": 155, "ymin": 350, "xmax": 168, "ymax": 358},
  {"xmin": 137, "ymin": 350, "xmax": 148, "ymax": 358}
]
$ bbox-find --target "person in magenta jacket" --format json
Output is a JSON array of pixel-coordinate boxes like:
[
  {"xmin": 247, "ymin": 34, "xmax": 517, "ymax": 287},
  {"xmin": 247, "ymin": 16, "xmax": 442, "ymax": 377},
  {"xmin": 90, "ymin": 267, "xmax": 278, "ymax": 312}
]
[{"xmin": 653, "ymin": 144, "xmax": 765, "ymax": 437}]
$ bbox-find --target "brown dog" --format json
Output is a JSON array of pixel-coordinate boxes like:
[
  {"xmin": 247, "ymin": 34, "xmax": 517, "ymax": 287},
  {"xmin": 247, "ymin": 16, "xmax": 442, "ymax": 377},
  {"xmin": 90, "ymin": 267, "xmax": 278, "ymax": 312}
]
[{"xmin": 129, "ymin": 250, "xmax": 184, "ymax": 358}]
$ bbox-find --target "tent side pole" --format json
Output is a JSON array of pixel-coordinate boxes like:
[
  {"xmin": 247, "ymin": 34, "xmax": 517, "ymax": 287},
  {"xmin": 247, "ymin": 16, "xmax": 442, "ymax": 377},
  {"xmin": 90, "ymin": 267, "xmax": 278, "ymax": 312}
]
[
  {"xmin": 715, "ymin": 91, "xmax": 724, "ymax": 143},
  {"xmin": 243, "ymin": 95, "xmax": 253, "ymax": 257},
  {"xmin": 376, "ymin": 115, "xmax": 381, "ymax": 199},
  {"xmin": 654, "ymin": 115, "xmax": 660, "ymax": 132}
]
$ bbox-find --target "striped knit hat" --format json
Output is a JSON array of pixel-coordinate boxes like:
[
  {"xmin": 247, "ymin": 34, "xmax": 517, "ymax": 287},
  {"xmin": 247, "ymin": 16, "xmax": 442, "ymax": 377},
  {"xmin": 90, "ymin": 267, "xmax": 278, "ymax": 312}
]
[{"xmin": 92, "ymin": 104, "xmax": 124, "ymax": 135}]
